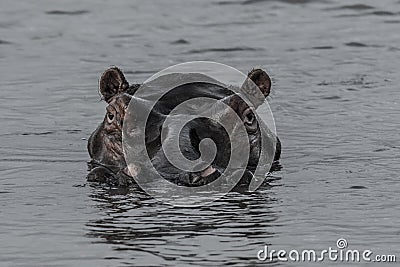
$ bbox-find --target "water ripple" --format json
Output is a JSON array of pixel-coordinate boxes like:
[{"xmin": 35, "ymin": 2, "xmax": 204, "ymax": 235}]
[
  {"xmin": 45, "ymin": 10, "xmax": 90, "ymax": 15},
  {"xmin": 186, "ymin": 47, "xmax": 263, "ymax": 54}
]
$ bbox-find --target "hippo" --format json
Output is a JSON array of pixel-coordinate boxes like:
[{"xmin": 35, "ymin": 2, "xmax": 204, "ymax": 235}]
[{"xmin": 87, "ymin": 67, "xmax": 281, "ymax": 187}]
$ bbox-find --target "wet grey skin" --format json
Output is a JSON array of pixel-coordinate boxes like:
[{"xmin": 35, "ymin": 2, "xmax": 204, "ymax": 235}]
[{"xmin": 87, "ymin": 67, "xmax": 281, "ymax": 187}]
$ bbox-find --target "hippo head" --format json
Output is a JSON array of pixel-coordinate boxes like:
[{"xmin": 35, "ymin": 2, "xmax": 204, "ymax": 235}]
[{"xmin": 87, "ymin": 67, "xmax": 280, "ymax": 186}]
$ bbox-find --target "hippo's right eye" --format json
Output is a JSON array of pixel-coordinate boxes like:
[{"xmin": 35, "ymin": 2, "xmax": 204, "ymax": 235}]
[
  {"xmin": 243, "ymin": 107, "xmax": 257, "ymax": 132},
  {"xmin": 107, "ymin": 112, "xmax": 114, "ymax": 123}
]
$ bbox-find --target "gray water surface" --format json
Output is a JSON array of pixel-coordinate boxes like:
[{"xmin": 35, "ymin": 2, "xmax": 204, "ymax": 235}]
[{"xmin": 1, "ymin": 0, "xmax": 399, "ymax": 266}]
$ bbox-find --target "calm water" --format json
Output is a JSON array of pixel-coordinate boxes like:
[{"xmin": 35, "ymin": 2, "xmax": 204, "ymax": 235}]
[{"xmin": 1, "ymin": 0, "xmax": 399, "ymax": 266}]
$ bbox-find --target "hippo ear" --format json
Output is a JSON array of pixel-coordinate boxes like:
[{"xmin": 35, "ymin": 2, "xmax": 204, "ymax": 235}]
[
  {"xmin": 247, "ymin": 68, "xmax": 271, "ymax": 98},
  {"xmin": 99, "ymin": 67, "xmax": 130, "ymax": 103}
]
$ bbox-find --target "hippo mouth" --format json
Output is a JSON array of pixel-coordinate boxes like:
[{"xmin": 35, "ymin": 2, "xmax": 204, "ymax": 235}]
[
  {"xmin": 177, "ymin": 167, "xmax": 257, "ymax": 187},
  {"xmin": 86, "ymin": 159, "xmax": 133, "ymax": 186},
  {"xmin": 177, "ymin": 167, "xmax": 221, "ymax": 187},
  {"xmin": 87, "ymin": 159, "xmax": 222, "ymax": 187},
  {"xmin": 88, "ymin": 157, "xmax": 253, "ymax": 188},
  {"xmin": 87, "ymin": 159, "xmax": 121, "ymax": 174}
]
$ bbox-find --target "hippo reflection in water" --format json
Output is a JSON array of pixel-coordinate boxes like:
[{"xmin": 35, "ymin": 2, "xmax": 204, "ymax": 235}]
[{"xmin": 87, "ymin": 67, "xmax": 281, "ymax": 187}]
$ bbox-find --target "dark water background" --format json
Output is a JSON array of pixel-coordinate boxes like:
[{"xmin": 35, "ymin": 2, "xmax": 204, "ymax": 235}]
[{"xmin": 1, "ymin": 0, "xmax": 399, "ymax": 266}]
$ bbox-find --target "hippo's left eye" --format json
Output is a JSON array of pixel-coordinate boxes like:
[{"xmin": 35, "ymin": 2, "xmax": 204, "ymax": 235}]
[
  {"xmin": 107, "ymin": 112, "xmax": 114, "ymax": 123},
  {"xmin": 243, "ymin": 108, "xmax": 255, "ymax": 125}
]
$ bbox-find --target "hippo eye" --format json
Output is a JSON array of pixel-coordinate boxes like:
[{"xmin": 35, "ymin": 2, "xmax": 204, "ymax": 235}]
[
  {"xmin": 243, "ymin": 108, "xmax": 257, "ymax": 132},
  {"xmin": 107, "ymin": 112, "xmax": 114, "ymax": 123},
  {"xmin": 243, "ymin": 109, "xmax": 255, "ymax": 125}
]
